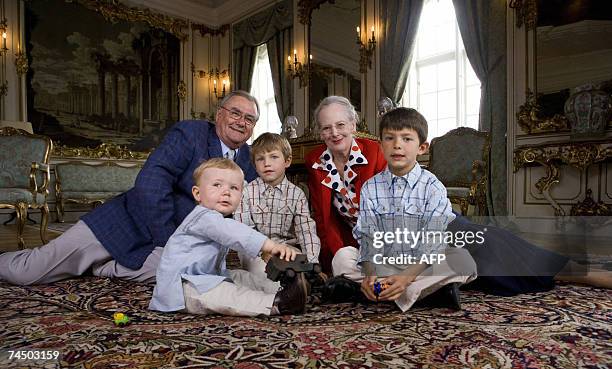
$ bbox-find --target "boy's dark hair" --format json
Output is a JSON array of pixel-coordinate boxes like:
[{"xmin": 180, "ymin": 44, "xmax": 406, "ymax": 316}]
[
  {"xmin": 251, "ymin": 132, "xmax": 292, "ymax": 162},
  {"xmin": 379, "ymin": 107, "xmax": 428, "ymax": 144}
]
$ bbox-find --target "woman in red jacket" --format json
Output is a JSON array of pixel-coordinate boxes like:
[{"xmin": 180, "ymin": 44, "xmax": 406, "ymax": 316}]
[{"xmin": 305, "ymin": 96, "xmax": 386, "ymax": 272}]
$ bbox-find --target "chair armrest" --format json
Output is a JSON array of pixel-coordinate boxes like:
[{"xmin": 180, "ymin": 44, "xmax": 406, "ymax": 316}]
[{"xmin": 30, "ymin": 162, "xmax": 51, "ymax": 196}]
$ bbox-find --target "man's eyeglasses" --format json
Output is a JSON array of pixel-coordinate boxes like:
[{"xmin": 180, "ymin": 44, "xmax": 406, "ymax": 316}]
[{"xmin": 219, "ymin": 106, "xmax": 258, "ymax": 126}]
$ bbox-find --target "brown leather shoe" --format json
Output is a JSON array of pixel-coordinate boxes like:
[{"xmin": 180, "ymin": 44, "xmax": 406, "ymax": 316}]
[{"xmin": 273, "ymin": 272, "xmax": 309, "ymax": 315}]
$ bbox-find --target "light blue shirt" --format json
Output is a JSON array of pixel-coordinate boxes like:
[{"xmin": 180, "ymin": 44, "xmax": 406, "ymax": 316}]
[
  {"xmin": 219, "ymin": 140, "xmax": 238, "ymax": 159},
  {"xmin": 149, "ymin": 205, "xmax": 267, "ymax": 312},
  {"xmin": 354, "ymin": 163, "xmax": 455, "ymax": 264}
]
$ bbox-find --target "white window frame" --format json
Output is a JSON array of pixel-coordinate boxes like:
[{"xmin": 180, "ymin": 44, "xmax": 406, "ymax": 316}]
[{"xmin": 400, "ymin": 0, "xmax": 481, "ymax": 141}]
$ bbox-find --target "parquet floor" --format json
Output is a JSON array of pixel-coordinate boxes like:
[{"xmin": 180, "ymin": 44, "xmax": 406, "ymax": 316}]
[{"xmin": 0, "ymin": 224, "xmax": 61, "ymax": 252}]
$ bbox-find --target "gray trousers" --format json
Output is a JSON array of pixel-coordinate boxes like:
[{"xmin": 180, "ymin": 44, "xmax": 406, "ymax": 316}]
[{"xmin": 0, "ymin": 220, "xmax": 162, "ymax": 285}]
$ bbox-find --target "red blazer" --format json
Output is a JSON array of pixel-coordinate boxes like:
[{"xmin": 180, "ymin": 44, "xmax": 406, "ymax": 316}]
[{"xmin": 306, "ymin": 137, "xmax": 387, "ymax": 272}]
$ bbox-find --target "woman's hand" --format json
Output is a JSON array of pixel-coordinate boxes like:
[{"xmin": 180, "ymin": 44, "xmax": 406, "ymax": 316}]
[{"xmin": 261, "ymin": 239, "xmax": 298, "ymax": 262}]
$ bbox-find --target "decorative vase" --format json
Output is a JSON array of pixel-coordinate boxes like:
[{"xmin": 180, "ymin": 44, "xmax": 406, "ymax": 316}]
[
  {"xmin": 564, "ymin": 83, "xmax": 612, "ymax": 137},
  {"xmin": 282, "ymin": 116, "xmax": 298, "ymax": 139}
]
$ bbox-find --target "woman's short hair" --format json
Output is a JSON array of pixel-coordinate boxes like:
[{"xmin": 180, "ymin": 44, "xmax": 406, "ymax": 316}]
[{"xmin": 313, "ymin": 96, "xmax": 359, "ymax": 129}]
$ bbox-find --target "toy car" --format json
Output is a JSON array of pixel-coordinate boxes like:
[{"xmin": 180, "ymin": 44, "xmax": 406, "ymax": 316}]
[{"xmin": 265, "ymin": 254, "xmax": 323, "ymax": 289}]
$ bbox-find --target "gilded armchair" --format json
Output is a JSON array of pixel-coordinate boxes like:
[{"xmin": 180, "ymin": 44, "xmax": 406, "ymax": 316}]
[
  {"xmin": 0, "ymin": 127, "xmax": 52, "ymax": 248},
  {"xmin": 428, "ymin": 127, "xmax": 490, "ymax": 215}
]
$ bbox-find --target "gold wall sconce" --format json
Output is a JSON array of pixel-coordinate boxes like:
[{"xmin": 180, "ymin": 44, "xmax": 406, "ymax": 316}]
[
  {"xmin": 193, "ymin": 66, "xmax": 230, "ymax": 99},
  {"xmin": 356, "ymin": 26, "xmax": 376, "ymax": 73},
  {"xmin": 0, "ymin": 18, "xmax": 7, "ymax": 55},
  {"xmin": 212, "ymin": 78, "xmax": 228, "ymax": 99},
  {"xmin": 1, "ymin": 31, "xmax": 7, "ymax": 54},
  {"xmin": 287, "ymin": 49, "xmax": 312, "ymax": 88}
]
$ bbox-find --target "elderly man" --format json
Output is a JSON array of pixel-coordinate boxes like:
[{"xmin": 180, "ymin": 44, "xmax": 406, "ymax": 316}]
[{"xmin": 0, "ymin": 90, "xmax": 260, "ymax": 285}]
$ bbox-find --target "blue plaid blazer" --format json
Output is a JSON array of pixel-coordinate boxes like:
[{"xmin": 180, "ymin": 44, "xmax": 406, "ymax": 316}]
[{"xmin": 81, "ymin": 120, "xmax": 257, "ymax": 270}]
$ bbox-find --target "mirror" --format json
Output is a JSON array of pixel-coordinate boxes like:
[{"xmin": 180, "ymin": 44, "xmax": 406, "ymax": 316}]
[
  {"xmin": 307, "ymin": 0, "xmax": 361, "ymax": 121},
  {"xmin": 516, "ymin": 0, "xmax": 612, "ymax": 134}
]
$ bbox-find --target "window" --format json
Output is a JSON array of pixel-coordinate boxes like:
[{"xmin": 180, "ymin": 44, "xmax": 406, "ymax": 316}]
[
  {"xmin": 400, "ymin": 0, "xmax": 481, "ymax": 141},
  {"xmin": 249, "ymin": 44, "xmax": 282, "ymax": 141}
]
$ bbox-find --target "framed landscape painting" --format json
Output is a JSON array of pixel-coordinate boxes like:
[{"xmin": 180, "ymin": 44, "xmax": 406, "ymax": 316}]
[{"xmin": 25, "ymin": 0, "xmax": 184, "ymax": 157}]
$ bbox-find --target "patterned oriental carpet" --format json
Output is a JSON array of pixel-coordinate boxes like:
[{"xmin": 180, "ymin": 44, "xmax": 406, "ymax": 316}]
[{"xmin": 0, "ymin": 278, "xmax": 610, "ymax": 369}]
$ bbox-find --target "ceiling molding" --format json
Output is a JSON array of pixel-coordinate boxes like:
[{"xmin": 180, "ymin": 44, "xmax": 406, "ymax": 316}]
[
  {"xmin": 127, "ymin": 0, "xmax": 279, "ymax": 28},
  {"xmin": 127, "ymin": 0, "xmax": 218, "ymax": 25},
  {"xmin": 216, "ymin": 0, "xmax": 280, "ymax": 25}
]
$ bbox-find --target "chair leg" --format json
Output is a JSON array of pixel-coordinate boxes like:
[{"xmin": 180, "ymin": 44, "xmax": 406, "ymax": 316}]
[
  {"xmin": 56, "ymin": 199, "xmax": 65, "ymax": 223},
  {"xmin": 461, "ymin": 199, "xmax": 469, "ymax": 216},
  {"xmin": 40, "ymin": 204, "xmax": 49, "ymax": 245},
  {"xmin": 16, "ymin": 203, "xmax": 27, "ymax": 250},
  {"xmin": 2, "ymin": 211, "xmax": 36, "ymax": 225},
  {"xmin": 477, "ymin": 194, "xmax": 487, "ymax": 216}
]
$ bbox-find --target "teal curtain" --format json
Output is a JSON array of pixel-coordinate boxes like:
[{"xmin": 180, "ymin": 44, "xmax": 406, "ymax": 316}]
[
  {"xmin": 232, "ymin": 47, "xmax": 256, "ymax": 92},
  {"xmin": 380, "ymin": 0, "xmax": 424, "ymax": 104},
  {"xmin": 453, "ymin": 0, "xmax": 507, "ymax": 215},
  {"xmin": 267, "ymin": 27, "xmax": 293, "ymax": 121},
  {"xmin": 232, "ymin": 0, "xmax": 293, "ymax": 117}
]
